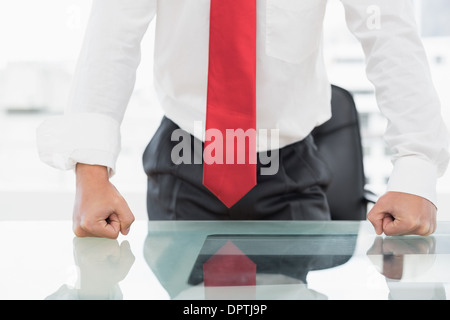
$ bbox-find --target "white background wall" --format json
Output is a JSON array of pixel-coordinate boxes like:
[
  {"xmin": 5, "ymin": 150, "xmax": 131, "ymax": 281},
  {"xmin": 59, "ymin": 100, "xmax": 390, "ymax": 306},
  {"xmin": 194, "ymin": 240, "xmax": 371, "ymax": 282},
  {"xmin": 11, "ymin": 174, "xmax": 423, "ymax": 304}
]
[{"xmin": 0, "ymin": 0, "xmax": 449, "ymax": 221}]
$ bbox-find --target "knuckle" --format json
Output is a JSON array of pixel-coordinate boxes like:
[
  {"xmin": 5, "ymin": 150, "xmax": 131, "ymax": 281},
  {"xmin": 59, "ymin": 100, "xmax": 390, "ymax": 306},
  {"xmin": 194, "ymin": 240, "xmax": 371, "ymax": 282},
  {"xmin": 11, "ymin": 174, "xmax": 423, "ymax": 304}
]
[
  {"xmin": 79, "ymin": 218, "xmax": 95, "ymax": 233},
  {"xmin": 366, "ymin": 207, "xmax": 377, "ymax": 218},
  {"xmin": 420, "ymin": 223, "xmax": 435, "ymax": 236},
  {"xmin": 74, "ymin": 223, "xmax": 89, "ymax": 237},
  {"xmin": 73, "ymin": 225, "xmax": 84, "ymax": 237}
]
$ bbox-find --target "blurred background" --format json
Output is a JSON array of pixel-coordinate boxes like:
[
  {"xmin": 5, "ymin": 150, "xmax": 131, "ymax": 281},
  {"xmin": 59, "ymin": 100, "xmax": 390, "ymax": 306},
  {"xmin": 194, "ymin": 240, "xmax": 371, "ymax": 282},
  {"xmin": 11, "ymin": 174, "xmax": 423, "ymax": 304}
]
[{"xmin": 0, "ymin": 0, "xmax": 449, "ymax": 221}]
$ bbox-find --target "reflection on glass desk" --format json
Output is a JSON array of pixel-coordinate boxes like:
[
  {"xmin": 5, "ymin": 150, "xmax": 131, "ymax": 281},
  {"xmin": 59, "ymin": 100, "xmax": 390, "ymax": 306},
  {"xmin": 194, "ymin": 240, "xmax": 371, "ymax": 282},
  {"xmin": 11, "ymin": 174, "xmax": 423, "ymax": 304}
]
[{"xmin": 2, "ymin": 220, "xmax": 450, "ymax": 300}]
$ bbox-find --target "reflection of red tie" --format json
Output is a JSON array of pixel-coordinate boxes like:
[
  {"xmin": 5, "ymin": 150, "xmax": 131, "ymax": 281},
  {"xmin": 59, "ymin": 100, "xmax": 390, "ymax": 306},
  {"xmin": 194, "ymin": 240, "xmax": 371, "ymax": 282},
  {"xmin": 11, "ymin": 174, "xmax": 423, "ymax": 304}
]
[
  {"xmin": 203, "ymin": 0, "xmax": 257, "ymax": 208},
  {"xmin": 203, "ymin": 241, "xmax": 256, "ymax": 286}
]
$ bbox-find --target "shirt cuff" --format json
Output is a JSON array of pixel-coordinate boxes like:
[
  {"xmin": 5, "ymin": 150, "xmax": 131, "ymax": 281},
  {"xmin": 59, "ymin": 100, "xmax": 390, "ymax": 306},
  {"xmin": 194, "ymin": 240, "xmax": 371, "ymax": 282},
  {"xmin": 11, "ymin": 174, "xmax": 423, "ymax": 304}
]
[
  {"xmin": 36, "ymin": 113, "xmax": 121, "ymax": 176},
  {"xmin": 387, "ymin": 156, "xmax": 438, "ymax": 207}
]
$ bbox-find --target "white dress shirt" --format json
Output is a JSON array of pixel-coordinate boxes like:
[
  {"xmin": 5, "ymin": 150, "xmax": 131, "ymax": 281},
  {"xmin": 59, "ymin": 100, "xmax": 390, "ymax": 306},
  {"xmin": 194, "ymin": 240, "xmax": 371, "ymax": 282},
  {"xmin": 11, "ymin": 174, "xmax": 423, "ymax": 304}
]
[{"xmin": 36, "ymin": 0, "xmax": 449, "ymax": 206}]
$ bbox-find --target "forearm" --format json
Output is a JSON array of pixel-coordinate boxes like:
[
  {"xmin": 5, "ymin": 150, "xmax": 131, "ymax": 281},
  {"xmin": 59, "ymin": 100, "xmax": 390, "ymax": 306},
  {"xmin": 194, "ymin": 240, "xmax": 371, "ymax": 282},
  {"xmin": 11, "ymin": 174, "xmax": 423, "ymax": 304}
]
[
  {"xmin": 341, "ymin": 0, "xmax": 450, "ymax": 205},
  {"xmin": 37, "ymin": 0, "xmax": 157, "ymax": 175}
]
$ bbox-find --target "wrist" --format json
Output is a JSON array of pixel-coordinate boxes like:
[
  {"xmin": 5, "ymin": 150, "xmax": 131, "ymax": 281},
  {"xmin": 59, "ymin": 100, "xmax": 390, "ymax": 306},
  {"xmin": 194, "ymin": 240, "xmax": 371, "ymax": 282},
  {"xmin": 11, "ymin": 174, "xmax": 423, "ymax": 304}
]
[{"xmin": 75, "ymin": 163, "xmax": 109, "ymax": 186}]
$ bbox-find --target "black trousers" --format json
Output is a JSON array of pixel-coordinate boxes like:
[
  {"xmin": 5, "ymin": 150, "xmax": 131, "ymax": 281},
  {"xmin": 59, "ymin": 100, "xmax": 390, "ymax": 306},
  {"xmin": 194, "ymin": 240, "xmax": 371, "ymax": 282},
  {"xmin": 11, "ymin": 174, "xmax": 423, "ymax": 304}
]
[{"xmin": 143, "ymin": 116, "xmax": 332, "ymax": 221}]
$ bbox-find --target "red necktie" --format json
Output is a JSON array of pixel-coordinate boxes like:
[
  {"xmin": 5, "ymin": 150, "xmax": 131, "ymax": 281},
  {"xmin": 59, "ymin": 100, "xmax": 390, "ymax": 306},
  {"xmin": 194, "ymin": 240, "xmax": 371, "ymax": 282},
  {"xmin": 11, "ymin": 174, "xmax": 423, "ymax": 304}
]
[
  {"xmin": 203, "ymin": 241, "xmax": 256, "ymax": 286},
  {"xmin": 203, "ymin": 0, "xmax": 257, "ymax": 208},
  {"xmin": 203, "ymin": 241, "xmax": 256, "ymax": 299}
]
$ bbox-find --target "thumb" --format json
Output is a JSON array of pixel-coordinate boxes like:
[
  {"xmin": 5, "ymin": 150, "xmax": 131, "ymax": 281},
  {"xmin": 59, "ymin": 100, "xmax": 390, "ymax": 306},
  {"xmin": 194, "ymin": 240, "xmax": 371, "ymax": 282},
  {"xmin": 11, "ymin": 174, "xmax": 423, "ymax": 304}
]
[
  {"xmin": 381, "ymin": 214, "xmax": 396, "ymax": 235},
  {"xmin": 115, "ymin": 197, "xmax": 135, "ymax": 236}
]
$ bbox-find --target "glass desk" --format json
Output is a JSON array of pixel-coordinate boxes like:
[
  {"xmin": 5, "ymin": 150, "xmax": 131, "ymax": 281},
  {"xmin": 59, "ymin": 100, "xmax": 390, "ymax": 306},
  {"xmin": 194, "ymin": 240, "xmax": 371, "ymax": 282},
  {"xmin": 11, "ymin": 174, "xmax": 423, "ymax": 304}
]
[{"xmin": 2, "ymin": 220, "xmax": 450, "ymax": 300}]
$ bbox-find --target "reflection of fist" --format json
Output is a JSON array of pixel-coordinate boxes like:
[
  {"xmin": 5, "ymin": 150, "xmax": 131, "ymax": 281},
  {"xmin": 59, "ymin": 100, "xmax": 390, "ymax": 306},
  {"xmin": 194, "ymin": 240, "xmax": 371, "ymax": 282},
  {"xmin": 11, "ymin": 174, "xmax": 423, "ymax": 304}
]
[
  {"xmin": 73, "ymin": 237, "xmax": 135, "ymax": 299},
  {"xmin": 367, "ymin": 236, "xmax": 435, "ymax": 256},
  {"xmin": 367, "ymin": 236, "xmax": 436, "ymax": 280}
]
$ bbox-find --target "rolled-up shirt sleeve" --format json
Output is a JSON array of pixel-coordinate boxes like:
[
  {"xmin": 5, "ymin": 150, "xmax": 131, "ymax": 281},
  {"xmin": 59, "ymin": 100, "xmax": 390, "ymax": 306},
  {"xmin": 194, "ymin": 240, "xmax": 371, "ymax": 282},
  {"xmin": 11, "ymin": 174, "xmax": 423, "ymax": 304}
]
[
  {"xmin": 36, "ymin": 0, "xmax": 156, "ymax": 176},
  {"xmin": 341, "ymin": 0, "xmax": 450, "ymax": 206}
]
